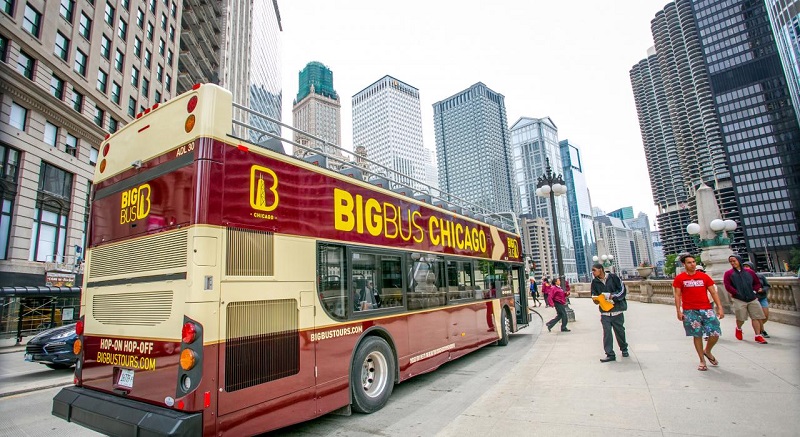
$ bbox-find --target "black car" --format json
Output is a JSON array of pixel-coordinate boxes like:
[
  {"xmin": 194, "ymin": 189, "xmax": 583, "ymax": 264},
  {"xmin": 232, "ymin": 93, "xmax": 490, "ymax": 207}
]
[{"xmin": 25, "ymin": 323, "xmax": 78, "ymax": 369}]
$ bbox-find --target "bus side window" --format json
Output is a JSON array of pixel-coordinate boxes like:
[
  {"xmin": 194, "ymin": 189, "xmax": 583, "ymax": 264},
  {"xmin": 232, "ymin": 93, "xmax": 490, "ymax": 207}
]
[{"xmin": 318, "ymin": 244, "xmax": 347, "ymax": 320}]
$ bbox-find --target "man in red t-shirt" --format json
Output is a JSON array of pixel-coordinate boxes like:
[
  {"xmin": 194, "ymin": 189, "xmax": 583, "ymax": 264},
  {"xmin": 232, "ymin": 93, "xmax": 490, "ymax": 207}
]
[{"xmin": 672, "ymin": 254, "xmax": 725, "ymax": 371}]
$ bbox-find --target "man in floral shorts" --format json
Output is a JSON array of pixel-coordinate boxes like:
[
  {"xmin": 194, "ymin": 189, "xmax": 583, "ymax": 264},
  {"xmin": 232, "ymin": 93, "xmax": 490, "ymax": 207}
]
[{"xmin": 673, "ymin": 254, "xmax": 725, "ymax": 371}]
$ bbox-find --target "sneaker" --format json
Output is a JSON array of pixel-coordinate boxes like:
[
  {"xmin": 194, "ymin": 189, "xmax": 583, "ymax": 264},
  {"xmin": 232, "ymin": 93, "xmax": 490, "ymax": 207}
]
[
  {"xmin": 561, "ymin": 328, "xmax": 571, "ymax": 332},
  {"xmin": 622, "ymin": 351, "xmax": 629, "ymax": 357},
  {"xmin": 761, "ymin": 330, "xmax": 770, "ymax": 338},
  {"xmin": 735, "ymin": 327, "xmax": 743, "ymax": 340},
  {"xmin": 755, "ymin": 335, "xmax": 768, "ymax": 344},
  {"xmin": 600, "ymin": 356, "xmax": 616, "ymax": 363}
]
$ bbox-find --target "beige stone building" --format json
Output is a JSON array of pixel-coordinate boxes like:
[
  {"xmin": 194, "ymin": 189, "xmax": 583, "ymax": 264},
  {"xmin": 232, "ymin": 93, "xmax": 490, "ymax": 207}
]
[{"xmin": 1, "ymin": 0, "xmax": 180, "ymax": 288}]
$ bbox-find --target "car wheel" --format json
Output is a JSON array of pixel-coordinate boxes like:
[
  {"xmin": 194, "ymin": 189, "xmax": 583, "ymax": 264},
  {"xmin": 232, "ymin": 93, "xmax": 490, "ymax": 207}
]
[
  {"xmin": 45, "ymin": 363, "xmax": 73, "ymax": 370},
  {"xmin": 351, "ymin": 336, "xmax": 395, "ymax": 413}
]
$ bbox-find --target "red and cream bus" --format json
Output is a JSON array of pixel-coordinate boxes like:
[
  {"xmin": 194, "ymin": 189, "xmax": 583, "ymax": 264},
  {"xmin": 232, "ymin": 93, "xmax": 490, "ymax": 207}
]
[{"xmin": 53, "ymin": 84, "xmax": 530, "ymax": 436}]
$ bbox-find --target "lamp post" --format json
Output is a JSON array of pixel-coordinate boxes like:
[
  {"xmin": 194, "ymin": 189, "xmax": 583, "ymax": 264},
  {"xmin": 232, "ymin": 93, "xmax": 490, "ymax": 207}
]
[
  {"xmin": 686, "ymin": 219, "xmax": 737, "ymax": 247},
  {"xmin": 684, "ymin": 183, "xmax": 738, "ymax": 279},
  {"xmin": 592, "ymin": 254, "xmax": 615, "ymax": 271},
  {"xmin": 535, "ymin": 158, "xmax": 573, "ymax": 321}
]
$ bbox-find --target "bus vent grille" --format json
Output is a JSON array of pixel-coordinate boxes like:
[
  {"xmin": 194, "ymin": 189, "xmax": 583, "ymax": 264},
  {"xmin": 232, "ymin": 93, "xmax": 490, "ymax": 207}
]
[
  {"xmin": 225, "ymin": 299, "xmax": 299, "ymax": 392},
  {"xmin": 226, "ymin": 228, "xmax": 274, "ymax": 276},
  {"xmin": 90, "ymin": 230, "xmax": 188, "ymax": 278},
  {"xmin": 93, "ymin": 290, "xmax": 173, "ymax": 325}
]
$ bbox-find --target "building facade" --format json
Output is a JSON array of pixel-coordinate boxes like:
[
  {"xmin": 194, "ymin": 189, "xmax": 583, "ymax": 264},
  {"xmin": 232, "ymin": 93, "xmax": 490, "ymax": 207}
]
[
  {"xmin": 607, "ymin": 206, "xmax": 634, "ymax": 221},
  {"xmin": 624, "ymin": 212, "xmax": 656, "ymax": 267},
  {"xmin": 691, "ymin": 0, "xmax": 800, "ymax": 265},
  {"xmin": 594, "ymin": 216, "xmax": 639, "ymax": 277},
  {"xmin": 510, "ymin": 117, "xmax": 577, "ymax": 282},
  {"xmin": 432, "ymin": 82, "xmax": 518, "ymax": 214},
  {"xmin": 292, "ymin": 61, "xmax": 342, "ymax": 158},
  {"xmin": 559, "ymin": 139, "xmax": 596, "ymax": 281},
  {"xmin": 766, "ymin": 0, "xmax": 800, "ymax": 126},
  {"xmin": 1, "ymin": 0, "xmax": 180, "ymax": 288},
  {"xmin": 520, "ymin": 215, "xmax": 554, "ymax": 281},
  {"xmin": 248, "ymin": 0, "xmax": 282, "ymax": 141},
  {"xmin": 352, "ymin": 75, "xmax": 430, "ymax": 189}
]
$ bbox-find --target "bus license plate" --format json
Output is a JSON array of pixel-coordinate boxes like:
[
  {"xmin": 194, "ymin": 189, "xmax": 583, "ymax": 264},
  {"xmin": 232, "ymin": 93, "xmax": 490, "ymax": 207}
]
[{"xmin": 118, "ymin": 368, "xmax": 135, "ymax": 388}]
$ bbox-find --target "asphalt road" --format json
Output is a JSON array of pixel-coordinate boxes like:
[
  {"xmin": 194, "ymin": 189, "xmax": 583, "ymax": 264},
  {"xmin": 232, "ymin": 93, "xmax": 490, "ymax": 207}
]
[{"xmin": 0, "ymin": 323, "xmax": 539, "ymax": 436}]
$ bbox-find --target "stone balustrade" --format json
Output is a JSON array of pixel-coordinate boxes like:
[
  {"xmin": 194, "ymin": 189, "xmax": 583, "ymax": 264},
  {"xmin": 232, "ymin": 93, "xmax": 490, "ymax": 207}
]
[{"xmin": 570, "ymin": 276, "xmax": 800, "ymax": 327}]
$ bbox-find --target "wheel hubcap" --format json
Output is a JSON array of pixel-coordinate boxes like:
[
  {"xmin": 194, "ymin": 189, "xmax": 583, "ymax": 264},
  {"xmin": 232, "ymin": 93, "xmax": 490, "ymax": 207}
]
[
  {"xmin": 361, "ymin": 350, "xmax": 388, "ymax": 398},
  {"xmin": 504, "ymin": 312, "xmax": 511, "ymax": 336}
]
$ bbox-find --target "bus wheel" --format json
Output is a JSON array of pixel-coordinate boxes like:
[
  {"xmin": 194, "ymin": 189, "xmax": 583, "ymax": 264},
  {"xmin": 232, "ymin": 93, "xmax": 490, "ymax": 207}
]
[
  {"xmin": 351, "ymin": 336, "xmax": 395, "ymax": 413},
  {"xmin": 497, "ymin": 308, "xmax": 511, "ymax": 346}
]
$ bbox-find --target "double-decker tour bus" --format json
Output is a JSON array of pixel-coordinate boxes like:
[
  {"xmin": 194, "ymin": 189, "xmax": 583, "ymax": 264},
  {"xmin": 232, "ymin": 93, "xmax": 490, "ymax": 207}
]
[{"xmin": 53, "ymin": 84, "xmax": 530, "ymax": 436}]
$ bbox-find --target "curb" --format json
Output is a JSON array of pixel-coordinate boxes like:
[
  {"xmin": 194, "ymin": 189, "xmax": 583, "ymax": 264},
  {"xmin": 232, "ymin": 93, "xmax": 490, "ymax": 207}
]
[
  {"xmin": 0, "ymin": 381, "xmax": 74, "ymax": 399},
  {"xmin": 0, "ymin": 348, "xmax": 26, "ymax": 355}
]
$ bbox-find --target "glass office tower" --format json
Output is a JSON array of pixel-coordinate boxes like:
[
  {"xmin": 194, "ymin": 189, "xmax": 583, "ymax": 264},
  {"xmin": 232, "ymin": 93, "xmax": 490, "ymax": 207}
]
[{"xmin": 559, "ymin": 139, "xmax": 596, "ymax": 281}]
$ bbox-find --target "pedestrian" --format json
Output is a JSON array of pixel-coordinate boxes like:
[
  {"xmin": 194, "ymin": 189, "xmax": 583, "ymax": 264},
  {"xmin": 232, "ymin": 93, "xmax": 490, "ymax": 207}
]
[
  {"xmin": 541, "ymin": 277, "xmax": 551, "ymax": 307},
  {"xmin": 723, "ymin": 255, "xmax": 767, "ymax": 344},
  {"xmin": 590, "ymin": 264, "xmax": 629, "ymax": 362},
  {"xmin": 545, "ymin": 278, "xmax": 570, "ymax": 332},
  {"xmin": 672, "ymin": 254, "xmax": 724, "ymax": 371},
  {"xmin": 743, "ymin": 261, "xmax": 771, "ymax": 338},
  {"xmin": 529, "ymin": 277, "xmax": 541, "ymax": 307}
]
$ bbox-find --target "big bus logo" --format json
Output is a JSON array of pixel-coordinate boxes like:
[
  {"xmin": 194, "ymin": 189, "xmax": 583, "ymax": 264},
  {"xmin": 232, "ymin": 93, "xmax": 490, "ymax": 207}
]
[
  {"xmin": 250, "ymin": 165, "xmax": 279, "ymax": 212},
  {"xmin": 506, "ymin": 237, "xmax": 519, "ymax": 259},
  {"xmin": 120, "ymin": 183, "xmax": 152, "ymax": 224}
]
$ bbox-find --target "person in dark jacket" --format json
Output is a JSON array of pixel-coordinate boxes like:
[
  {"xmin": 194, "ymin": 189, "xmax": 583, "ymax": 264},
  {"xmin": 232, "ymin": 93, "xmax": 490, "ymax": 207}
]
[
  {"xmin": 590, "ymin": 264, "xmax": 629, "ymax": 362},
  {"xmin": 529, "ymin": 277, "xmax": 541, "ymax": 307},
  {"xmin": 545, "ymin": 278, "xmax": 570, "ymax": 332},
  {"xmin": 743, "ymin": 261, "xmax": 771, "ymax": 338},
  {"xmin": 723, "ymin": 255, "xmax": 766, "ymax": 344}
]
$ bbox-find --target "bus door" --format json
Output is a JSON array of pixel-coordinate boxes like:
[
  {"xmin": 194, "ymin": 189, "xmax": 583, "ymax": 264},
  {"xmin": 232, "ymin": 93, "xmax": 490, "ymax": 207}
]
[
  {"xmin": 514, "ymin": 266, "xmax": 530, "ymax": 327},
  {"xmin": 216, "ymin": 239, "xmax": 317, "ymax": 419}
]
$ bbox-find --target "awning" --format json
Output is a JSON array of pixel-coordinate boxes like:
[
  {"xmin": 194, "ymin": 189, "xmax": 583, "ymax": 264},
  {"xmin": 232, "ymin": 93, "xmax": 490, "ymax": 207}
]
[{"xmin": 0, "ymin": 286, "xmax": 82, "ymax": 297}]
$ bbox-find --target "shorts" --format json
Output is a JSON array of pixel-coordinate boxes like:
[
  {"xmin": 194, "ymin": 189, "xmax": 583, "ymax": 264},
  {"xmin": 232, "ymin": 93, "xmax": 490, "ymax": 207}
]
[
  {"xmin": 733, "ymin": 298, "xmax": 766, "ymax": 321},
  {"xmin": 758, "ymin": 297, "xmax": 769, "ymax": 308},
  {"xmin": 682, "ymin": 309, "xmax": 721, "ymax": 338}
]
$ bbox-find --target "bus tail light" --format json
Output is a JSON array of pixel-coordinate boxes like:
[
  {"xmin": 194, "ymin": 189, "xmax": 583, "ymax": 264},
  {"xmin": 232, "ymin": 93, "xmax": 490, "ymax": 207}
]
[
  {"xmin": 175, "ymin": 316, "xmax": 203, "ymax": 397},
  {"xmin": 179, "ymin": 349, "xmax": 197, "ymax": 370},
  {"xmin": 74, "ymin": 316, "xmax": 84, "ymax": 386},
  {"xmin": 184, "ymin": 114, "xmax": 196, "ymax": 133},
  {"xmin": 182, "ymin": 322, "xmax": 197, "ymax": 344},
  {"xmin": 75, "ymin": 319, "xmax": 84, "ymax": 335},
  {"xmin": 73, "ymin": 338, "xmax": 82, "ymax": 355}
]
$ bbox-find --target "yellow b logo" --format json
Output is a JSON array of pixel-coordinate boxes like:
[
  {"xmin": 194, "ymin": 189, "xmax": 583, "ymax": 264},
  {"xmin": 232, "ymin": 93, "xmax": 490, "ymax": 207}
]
[{"xmin": 250, "ymin": 165, "xmax": 279, "ymax": 211}]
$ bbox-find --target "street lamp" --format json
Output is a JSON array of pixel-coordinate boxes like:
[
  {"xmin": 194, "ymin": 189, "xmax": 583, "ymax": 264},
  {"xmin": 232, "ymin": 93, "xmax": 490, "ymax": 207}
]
[
  {"xmin": 686, "ymin": 218, "xmax": 737, "ymax": 247},
  {"xmin": 592, "ymin": 254, "xmax": 615, "ymax": 270},
  {"xmin": 535, "ymin": 158, "xmax": 574, "ymax": 321}
]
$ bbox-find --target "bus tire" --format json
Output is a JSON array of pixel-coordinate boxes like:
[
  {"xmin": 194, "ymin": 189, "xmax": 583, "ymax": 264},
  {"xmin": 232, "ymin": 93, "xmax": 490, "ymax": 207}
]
[
  {"xmin": 351, "ymin": 336, "xmax": 395, "ymax": 413},
  {"xmin": 497, "ymin": 308, "xmax": 511, "ymax": 346}
]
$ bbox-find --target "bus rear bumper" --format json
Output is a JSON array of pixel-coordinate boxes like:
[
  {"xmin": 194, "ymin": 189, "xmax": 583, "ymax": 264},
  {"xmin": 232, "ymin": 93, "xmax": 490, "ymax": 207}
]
[{"xmin": 53, "ymin": 386, "xmax": 202, "ymax": 436}]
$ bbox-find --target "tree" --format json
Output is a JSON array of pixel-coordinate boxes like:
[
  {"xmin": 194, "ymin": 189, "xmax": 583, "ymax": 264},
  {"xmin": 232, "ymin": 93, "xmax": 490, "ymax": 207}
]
[
  {"xmin": 789, "ymin": 247, "xmax": 800, "ymax": 272},
  {"xmin": 664, "ymin": 254, "xmax": 679, "ymax": 276}
]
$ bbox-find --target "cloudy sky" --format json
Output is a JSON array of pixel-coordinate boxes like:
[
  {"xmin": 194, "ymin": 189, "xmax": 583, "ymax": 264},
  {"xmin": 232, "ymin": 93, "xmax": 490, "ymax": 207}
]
[{"xmin": 278, "ymin": 0, "xmax": 671, "ymax": 227}]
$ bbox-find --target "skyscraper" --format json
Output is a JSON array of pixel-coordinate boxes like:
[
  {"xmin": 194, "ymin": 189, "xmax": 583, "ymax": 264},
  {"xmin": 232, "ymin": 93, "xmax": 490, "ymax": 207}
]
[
  {"xmin": 432, "ymin": 83, "xmax": 518, "ymax": 214},
  {"xmin": 629, "ymin": 46, "xmax": 695, "ymax": 257},
  {"xmin": 249, "ymin": 0, "xmax": 283, "ymax": 141},
  {"xmin": 766, "ymin": 0, "xmax": 800, "ymax": 126},
  {"xmin": 559, "ymin": 139, "xmax": 596, "ymax": 280},
  {"xmin": 624, "ymin": 212, "xmax": 656, "ymax": 267},
  {"xmin": 691, "ymin": 0, "xmax": 800, "ymax": 265},
  {"xmin": 352, "ymin": 76, "xmax": 430, "ymax": 189},
  {"xmin": 510, "ymin": 117, "xmax": 577, "ymax": 282},
  {"xmin": 292, "ymin": 61, "xmax": 342, "ymax": 158},
  {"xmin": 607, "ymin": 207, "xmax": 634, "ymax": 221},
  {"xmin": 1, "ymin": 0, "xmax": 180, "ymax": 288}
]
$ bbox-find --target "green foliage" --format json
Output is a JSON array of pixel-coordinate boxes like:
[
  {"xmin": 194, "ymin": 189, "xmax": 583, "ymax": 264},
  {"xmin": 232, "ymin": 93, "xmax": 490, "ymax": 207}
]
[
  {"xmin": 789, "ymin": 247, "xmax": 800, "ymax": 272},
  {"xmin": 664, "ymin": 254, "xmax": 679, "ymax": 276}
]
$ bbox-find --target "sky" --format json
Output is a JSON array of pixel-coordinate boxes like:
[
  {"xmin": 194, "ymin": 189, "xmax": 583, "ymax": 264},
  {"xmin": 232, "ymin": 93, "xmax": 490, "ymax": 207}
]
[{"xmin": 278, "ymin": 0, "xmax": 671, "ymax": 229}]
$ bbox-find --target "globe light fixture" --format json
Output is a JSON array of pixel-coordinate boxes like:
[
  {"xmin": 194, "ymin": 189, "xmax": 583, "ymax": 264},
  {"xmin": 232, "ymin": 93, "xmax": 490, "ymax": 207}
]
[{"xmin": 686, "ymin": 218, "xmax": 737, "ymax": 247}]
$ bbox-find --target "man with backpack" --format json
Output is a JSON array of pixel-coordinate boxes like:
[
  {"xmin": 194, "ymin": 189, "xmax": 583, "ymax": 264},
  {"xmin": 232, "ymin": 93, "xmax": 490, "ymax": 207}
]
[{"xmin": 743, "ymin": 261, "xmax": 771, "ymax": 338}]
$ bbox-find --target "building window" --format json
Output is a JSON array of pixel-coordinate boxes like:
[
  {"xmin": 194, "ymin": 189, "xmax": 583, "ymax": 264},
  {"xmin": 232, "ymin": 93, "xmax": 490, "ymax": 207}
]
[
  {"xmin": 131, "ymin": 66, "xmax": 139, "ymax": 87},
  {"xmin": 55, "ymin": 32, "xmax": 70, "ymax": 61},
  {"xmin": 166, "ymin": 49, "xmax": 173, "ymax": 67},
  {"xmin": 71, "ymin": 89, "xmax": 83, "ymax": 112},
  {"xmin": 158, "ymin": 38, "xmax": 164, "ymax": 56},
  {"xmin": 89, "ymin": 147, "xmax": 98, "ymax": 165},
  {"xmin": 144, "ymin": 49, "xmax": 152, "ymax": 69},
  {"xmin": 114, "ymin": 49, "xmax": 124, "ymax": 71},
  {"xmin": 94, "ymin": 106, "xmax": 104, "ymax": 127},
  {"xmin": 100, "ymin": 34, "xmax": 111, "ymax": 59},
  {"xmin": 146, "ymin": 21, "xmax": 154, "ymax": 41},
  {"xmin": 171, "ymin": 1, "xmax": 176, "ymax": 18},
  {"xmin": 0, "ymin": 35, "xmax": 7, "ymax": 62},
  {"xmin": 154, "ymin": 90, "xmax": 161, "ymax": 103},
  {"xmin": 108, "ymin": 117, "xmax": 118, "ymax": 133},
  {"xmin": 121, "ymin": 0, "xmax": 129, "ymax": 10},
  {"xmin": 17, "ymin": 50, "xmax": 34, "ymax": 79},
  {"xmin": 133, "ymin": 37, "xmax": 141, "ymax": 57},
  {"xmin": 104, "ymin": 1, "xmax": 115, "ymax": 26},
  {"xmin": 142, "ymin": 78, "xmax": 149, "ymax": 99},
  {"xmin": 169, "ymin": 25, "xmax": 174, "ymax": 42},
  {"xmin": 0, "ymin": 145, "xmax": 20, "ymax": 260},
  {"xmin": 161, "ymin": 12, "xmax": 167, "ymax": 30},
  {"xmin": 117, "ymin": 18, "xmax": 127, "ymax": 40},
  {"xmin": 136, "ymin": 8, "xmax": 144, "ymax": 27},
  {"xmin": 51, "ymin": 74, "xmax": 65, "ymax": 100},
  {"xmin": 65, "ymin": 133, "xmax": 78, "ymax": 156},
  {"xmin": 111, "ymin": 81, "xmax": 121, "ymax": 104},
  {"xmin": 44, "ymin": 122, "xmax": 58, "ymax": 146},
  {"xmin": 156, "ymin": 63, "xmax": 163, "ymax": 82},
  {"xmin": 165, "ymin": 73, "xmax": 171, "ymax": 90},
  {"xmin": 10, "ymin": 102, "xmax": 28, "ymax": 130},
  {"xmin": 59, "ymin": 0, "xmax": 74, "ymax": 23},
  {"xmin": 149, "ymin": 0, "xmax": 155, "ymax": 13},
  {"xmin": 23, "ymin": 3, "xmax": 41, "ymax": 37},
  {"xmin": 127, "ymin": 97, "xmax": 136, "ymax": 116},
  {"xmin": 97, "ymin": 69, "xmax": 108, "ymax": 93},
  {"xmin": 29, "ymin": 163, "xmax": 73, "ymax": 263},
  {"xmin": 79, "ymin": 12, "xmax": 91, "ymax": 39},
  {"xmin": 74, "ymin": 49, "xmax": 87, "ymax": 76}
]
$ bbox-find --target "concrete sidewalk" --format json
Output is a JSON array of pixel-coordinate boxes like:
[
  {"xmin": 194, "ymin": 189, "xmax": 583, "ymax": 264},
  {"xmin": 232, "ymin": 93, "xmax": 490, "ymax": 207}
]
[{"xmin": 439, "ymin": 298, "xmax": 800, "ymax": 436}]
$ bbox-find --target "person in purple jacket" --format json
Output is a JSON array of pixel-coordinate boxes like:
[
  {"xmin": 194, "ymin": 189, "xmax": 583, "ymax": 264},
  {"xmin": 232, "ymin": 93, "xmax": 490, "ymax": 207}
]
[
  {"xmin": 545, "ymin": 278, "xmax": 571, "ymax": 332},
  {"xmin": 723, "ymin": 255, "xmax": 766, "ymax": 344}
]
